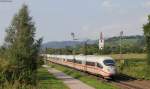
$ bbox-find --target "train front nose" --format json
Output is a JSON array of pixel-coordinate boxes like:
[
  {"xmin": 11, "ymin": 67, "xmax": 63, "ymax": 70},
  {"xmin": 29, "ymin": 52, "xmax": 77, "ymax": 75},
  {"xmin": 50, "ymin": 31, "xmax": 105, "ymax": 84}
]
[{"xmin": 107, "ymin": 66, "xmax": 117, "ymax": 76}]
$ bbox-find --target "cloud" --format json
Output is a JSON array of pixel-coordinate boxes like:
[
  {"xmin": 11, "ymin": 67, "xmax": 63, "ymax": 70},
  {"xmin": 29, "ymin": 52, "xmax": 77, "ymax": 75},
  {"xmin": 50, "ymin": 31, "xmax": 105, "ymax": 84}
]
[
  {"xmin": 100, "ymin": 0, "xmax": 124, "ymax": 14},
  {"xmin": 140, "ymin": 15, "xmax": 148, "ymax": 25},
  {"xmin": 90, "ymin": 22, "xmax": 143, "ymax": 38},
  {"xmin": 81, "ymin": 25, "xmax": 90, "ymax": 32},
  {"xmin": 142, "ymin": 1, "xmax": 150, "ymax": 8},
  {"xmin": 101, "ymin": 0, "xmax": 113, "ymax": 8}
]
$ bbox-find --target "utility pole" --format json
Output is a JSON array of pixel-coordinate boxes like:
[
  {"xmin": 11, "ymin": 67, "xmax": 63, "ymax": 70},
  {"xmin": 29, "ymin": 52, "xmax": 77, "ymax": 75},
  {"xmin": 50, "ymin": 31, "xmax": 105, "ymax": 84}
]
[
  {"xmin": 119, "ymin": 30, "xmax": 125, "ymax": 71},
  {"xmin": 84, "ymin": 39, "xmax": 89, "ymax": 71},
  {"xmin": 120, "ymin": 31, "xmax": 123, "ymax": 60},
  {"xmin": 84, "ymin": 41, "xmax": 87, "ymax": 55},
  {"xmin": 45, "ymin": 47, "xmax": 48, "ymax": 65},
  {"xmin": 71, "ymin": 32, "xmax": 78, "ymax": 66}
]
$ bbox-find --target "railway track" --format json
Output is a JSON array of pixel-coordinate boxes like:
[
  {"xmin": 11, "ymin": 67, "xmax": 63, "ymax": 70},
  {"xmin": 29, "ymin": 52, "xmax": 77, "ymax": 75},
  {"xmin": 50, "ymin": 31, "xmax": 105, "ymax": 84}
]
[
  {"xmin": 95, "ymin": 74, "xmax": 143, "ymax": 89},
  {"xmin": 49, "ymin": 61, "xmax": 146, "ymax": 89},
  {"xmin": 110, "ymin": 74, "xmax": 144, "ymax": 89},
  {"xmin": 112, "ymin": 81, "xmax": 143, "ymax": 89}
]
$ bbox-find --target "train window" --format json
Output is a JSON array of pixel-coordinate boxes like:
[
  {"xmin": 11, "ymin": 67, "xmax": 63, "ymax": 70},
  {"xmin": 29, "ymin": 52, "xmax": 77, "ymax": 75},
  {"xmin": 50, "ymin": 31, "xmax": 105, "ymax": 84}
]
[
  {"xmin": 75, "ymin": 60, "xmax": 82, "ymax": 64},
  {"xmin": 86, "ymin": 61, "xmax": 95, "ymax": 66},
  {"xmin": 67, "ymin": 59, "xmax": 74, "ymax": 62},
  {"xmin": 97, "ymin": 63, "xmax": 103, "ymax": 68},
  {"xmin": 103, "ymin": 60, "xmax": 115, "ymax": 66}
]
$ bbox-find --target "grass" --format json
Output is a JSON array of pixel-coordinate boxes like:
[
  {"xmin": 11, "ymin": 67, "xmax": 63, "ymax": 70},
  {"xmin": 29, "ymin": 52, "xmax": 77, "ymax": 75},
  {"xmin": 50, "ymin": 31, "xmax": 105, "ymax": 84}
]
[
  {"xmin": 105, "ymin": 53, "xmax": 150, "ymax": 79},
  {"xmin": 48, "ymin": 63, "xmax": 118, "ymax": 89},
  {"xmin": 116, "ymin": 59, "xmax": 150, "ymax": 80},
  {"xmin": 37, "ymin": 67, "xmax": 69, "ymax": 89},
  {"xmin": 0, "ymin": 82, "xmax": 37, "ymax": 89},
  {"xmin": 0, "ymin": 67, "xmax": 69, "ymax": 89},
  {"xmin": 106, "ymin": 53, "xmax": 146, "ymax": 60}
]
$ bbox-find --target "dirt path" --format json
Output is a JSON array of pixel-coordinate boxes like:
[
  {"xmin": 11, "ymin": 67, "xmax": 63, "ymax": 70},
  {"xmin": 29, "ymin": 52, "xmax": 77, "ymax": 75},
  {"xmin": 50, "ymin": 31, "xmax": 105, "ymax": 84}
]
[{"xmin": 43, "ymin": 65, "xmax": 95, "ymax": 89}]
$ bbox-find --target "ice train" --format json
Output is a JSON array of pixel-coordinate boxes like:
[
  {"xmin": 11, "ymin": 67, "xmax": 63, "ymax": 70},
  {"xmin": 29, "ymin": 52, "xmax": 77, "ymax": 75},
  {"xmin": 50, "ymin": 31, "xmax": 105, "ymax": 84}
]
[{"xmin": 44, "ymin": 54, "xmax": 117, "ymax": 78}]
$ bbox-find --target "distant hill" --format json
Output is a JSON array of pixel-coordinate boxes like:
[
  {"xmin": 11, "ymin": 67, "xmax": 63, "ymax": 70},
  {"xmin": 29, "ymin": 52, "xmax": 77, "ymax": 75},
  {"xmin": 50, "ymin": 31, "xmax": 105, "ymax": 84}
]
[
  {"xmin": 42, "ymin": 41, "xmax": 83, "ymax": 48},
  {"xmin": 42, "ymin": 35, "xmax": 145, "ymax": 49},
  {"xmin": 42, "ymin": 40, "xmax": 96, "ymax": 48},
  {"xmin": 105, "ymin": 35, "xmax": 145, "ymax": 47}
]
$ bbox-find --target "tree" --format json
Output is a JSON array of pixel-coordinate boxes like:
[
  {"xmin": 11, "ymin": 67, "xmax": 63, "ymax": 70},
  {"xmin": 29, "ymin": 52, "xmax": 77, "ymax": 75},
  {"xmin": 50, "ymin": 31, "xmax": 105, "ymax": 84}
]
[
  {"xmin": 143, "ymin": 15, "xmax": 150, "ymax": 74},
  {"xmin": 4, "ymin": 4, "xmax": 42, "ymax": 85}
]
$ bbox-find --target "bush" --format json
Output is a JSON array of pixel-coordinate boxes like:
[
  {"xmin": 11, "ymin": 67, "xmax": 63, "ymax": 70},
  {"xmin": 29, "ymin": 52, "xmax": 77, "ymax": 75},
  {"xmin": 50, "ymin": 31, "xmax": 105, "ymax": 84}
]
[
  {"xmin": 37, "ymin": 57, "xmax": 44, "ymax": 68},
  {"xmin": 0, "ymin": 58, "xmax": 10, "ymax": 84},
  {"xmin": 0, "ymin": 81, "xmax": 37, "ymax": 89}
]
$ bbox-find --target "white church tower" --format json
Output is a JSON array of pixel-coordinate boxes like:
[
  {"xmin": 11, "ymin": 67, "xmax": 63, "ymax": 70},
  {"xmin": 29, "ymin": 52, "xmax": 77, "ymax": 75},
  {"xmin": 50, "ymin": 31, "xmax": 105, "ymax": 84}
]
[{"xmin": 99, "ymin": 32, "xmax": 104, "ymax": 50}]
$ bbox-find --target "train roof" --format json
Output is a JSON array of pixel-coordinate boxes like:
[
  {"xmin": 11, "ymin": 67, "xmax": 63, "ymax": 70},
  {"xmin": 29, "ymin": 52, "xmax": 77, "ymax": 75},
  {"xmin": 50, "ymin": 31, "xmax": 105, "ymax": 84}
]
[{"xmin": 46, "ymin": 54, "xmax": 114, "ymax": 63}]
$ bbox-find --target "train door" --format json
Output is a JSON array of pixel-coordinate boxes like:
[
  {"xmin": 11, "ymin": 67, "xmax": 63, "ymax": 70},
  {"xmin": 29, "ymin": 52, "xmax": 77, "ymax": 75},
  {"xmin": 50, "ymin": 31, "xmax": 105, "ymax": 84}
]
[{"xmin": 82, "ymin": 60, "xmax": 87, "ymax": 72}]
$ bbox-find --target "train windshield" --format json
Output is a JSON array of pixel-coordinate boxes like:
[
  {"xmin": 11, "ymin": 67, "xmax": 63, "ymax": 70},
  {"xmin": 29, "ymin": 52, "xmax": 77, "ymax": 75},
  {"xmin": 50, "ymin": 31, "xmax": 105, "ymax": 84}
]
[{"xmin": 103, "ymin": 60, "xmax": 115, "ymax": 66}]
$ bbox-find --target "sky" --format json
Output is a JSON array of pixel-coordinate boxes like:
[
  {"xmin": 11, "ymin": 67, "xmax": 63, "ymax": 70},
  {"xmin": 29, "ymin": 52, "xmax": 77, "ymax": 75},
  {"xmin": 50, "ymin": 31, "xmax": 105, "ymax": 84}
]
[{"xmin": 0, "ymin": 0, "xmax": 150, "ymax": 45}]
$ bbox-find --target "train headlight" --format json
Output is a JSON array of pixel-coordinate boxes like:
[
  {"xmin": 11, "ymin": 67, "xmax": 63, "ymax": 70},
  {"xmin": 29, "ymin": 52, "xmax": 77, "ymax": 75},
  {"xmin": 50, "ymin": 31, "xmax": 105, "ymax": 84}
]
[{"xmin": 107, "ymin": 68, "xmax": 110, "ymax": 71}]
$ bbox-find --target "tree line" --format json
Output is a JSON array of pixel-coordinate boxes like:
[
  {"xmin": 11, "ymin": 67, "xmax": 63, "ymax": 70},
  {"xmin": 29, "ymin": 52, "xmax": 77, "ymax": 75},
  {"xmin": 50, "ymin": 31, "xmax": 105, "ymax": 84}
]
[{"xmin": 45, "ymin": 35, "xmax": 146, "ymax": 55}]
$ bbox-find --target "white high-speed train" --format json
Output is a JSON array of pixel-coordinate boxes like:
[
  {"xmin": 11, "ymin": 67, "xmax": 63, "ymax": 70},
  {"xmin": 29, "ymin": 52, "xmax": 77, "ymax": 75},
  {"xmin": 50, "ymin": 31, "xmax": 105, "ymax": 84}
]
[{"xmin": 44, "ymin": 54, "xmax": 117, "ymax": 78}]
